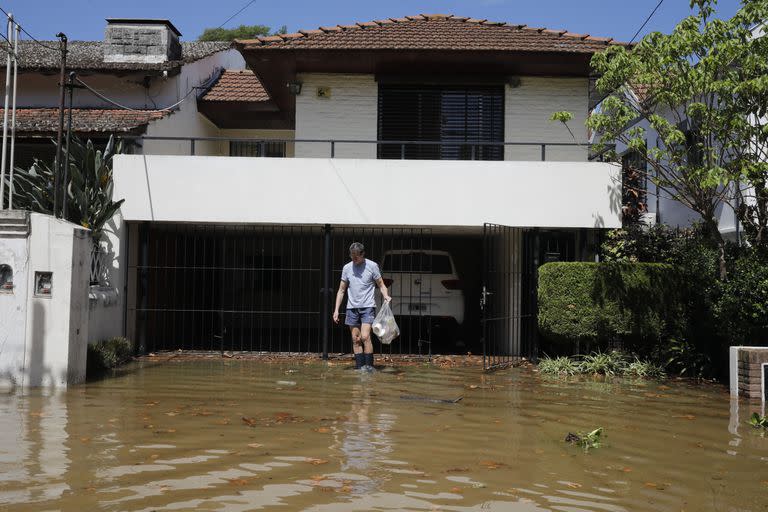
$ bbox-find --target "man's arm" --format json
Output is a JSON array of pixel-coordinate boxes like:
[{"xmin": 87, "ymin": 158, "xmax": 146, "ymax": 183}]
[
  {"xmin": 333, "ymin": 280, "xmax": 348, "ymax": 324},
  {"xmin": 375, "ymin": 277, "xmax": 391, "ymax": 302}
]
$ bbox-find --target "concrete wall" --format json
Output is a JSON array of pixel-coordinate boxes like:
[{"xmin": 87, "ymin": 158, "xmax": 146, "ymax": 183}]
[
  {"xmin": 0, "ymin": 234, "xmax": 29, "ymax": 390},
  {"xmin": 505, "ymin": 77, "xmax": 589, "ymax": 162},
  {"xmin": 295, "ymin": 73, "xmax": 378, "ymax": 159},
  {"xmin": 0, "ymin": 213, "xmax": 90, "ymax": 389},
  {"xmin": 114, "ymin": 155, "xmax": 621, "ymax": 229}
]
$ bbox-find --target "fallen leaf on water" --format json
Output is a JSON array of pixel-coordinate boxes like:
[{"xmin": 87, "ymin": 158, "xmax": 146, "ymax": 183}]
[
  {"xmin": 673, "ymin": 414, "xmax": 696, "ymax": 420},
  {"xmin": 338, "ymin": 485, "xmax": 353, "ymax": 493},
  {"xmin": 150, "ymin": 454, "xmax": 159, "ymax": 460},
  {"xmin": 450, "ymin": 486, "xmax": 464, "ymax": 494},
  {"xmin": 622, "ymin": 467, "xmax": 633, "ymax": 473},
  {"xmin": 214, "ymin": 419, "xmax": 231, "ymax": 425},
  {"xmin": 228, "ymin": 478, "xmax": 249, "ymax": 486},
  {"xmin": 444, "ymin": 467, "xmax": 469, "ymax": 473},
  {"xmin": 644, "ymin": 482, "xmax": 658, "ymax": 488},
  {"xmin": 566, "ymin": 483, "xmax": 582, "ymax": 489},
  {"xmin": 314, "ymin": 427, "xmax": 331, "ymax": 433},
  {"xmin": 247, "ymin": 443, "xmax": 263, "ymax": 448},
  {"xmin": 310, "ymin": 475, "xmax": 326, "ymax": 482},
  {"xmin": 307, "ymin": 458, "xmax": 329, "ymax": 465},
  {"xmin": 165, "ymin": 412, "xmax": 178, "ymax": 417},
  {"xmin": 153, "ymin": 428, "xmax": 176, "ymax": 434},
  {"xmin": 79, "ymin": 437, "xmax": 91, "ymax": 443},
  {"xmin": 242, "ymin": 417, "xmax": 257, "ymax": 427},
  {"xmin": 479, "ymin": 460, "xmax": 505, "ymax": 469}
]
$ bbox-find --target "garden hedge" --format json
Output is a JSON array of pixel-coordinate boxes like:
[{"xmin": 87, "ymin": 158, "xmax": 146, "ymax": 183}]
[{"xmin": 538, "ymin": 262, "xmax": 686, "ymax": 353}]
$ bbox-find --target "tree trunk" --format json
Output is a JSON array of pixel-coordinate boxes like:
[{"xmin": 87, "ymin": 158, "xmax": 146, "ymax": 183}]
[{"xmin": 704, "ymin": 216, "xmax": 728, "ymax": 281}]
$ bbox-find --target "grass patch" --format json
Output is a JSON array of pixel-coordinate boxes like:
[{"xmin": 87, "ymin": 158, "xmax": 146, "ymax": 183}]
[
  {"xmin": 537, "ymin": 351, "xmax": 667, "ymax": 380},
  {"xmin": 87, "ymin": 337, "xmax": 133, "ymax": 376}
]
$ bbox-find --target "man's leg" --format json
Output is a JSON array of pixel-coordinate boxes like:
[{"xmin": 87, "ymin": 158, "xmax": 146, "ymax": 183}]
[
  {"xmin": 350, "ymin": 326, "xmax": 364, "ymax": 368},
  {"xmin": 360, "ymin": 323, "xmax": 374, "ymax": 368}
]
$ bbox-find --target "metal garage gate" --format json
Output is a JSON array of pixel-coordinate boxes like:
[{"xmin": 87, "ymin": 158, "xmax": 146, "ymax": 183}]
[{"xmin": 132, "ymin": 223, "xmax": 434, "ymax": 356}]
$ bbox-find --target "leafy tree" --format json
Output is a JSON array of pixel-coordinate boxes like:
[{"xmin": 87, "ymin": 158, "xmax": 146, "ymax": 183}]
[
  {"xmin": 6, "ymin": 136, "xmax": 124, "ymax": 243},
  {"xmin": 554, "ymin": 0, "xmax": 768, "ymax": 278},
  {"xmin": 198, "ymin": 24, "xmax": 286, "ymax": 41}
]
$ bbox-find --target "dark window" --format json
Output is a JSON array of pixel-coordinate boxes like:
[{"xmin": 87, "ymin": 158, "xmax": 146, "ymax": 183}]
[
  {"xmin": 230, "ymin": 141, "xmax": 286, "ymax": 158},
  {"xmin": 621, "ymin": 147, "xmax": 648, "ymax": 225},
  {"xmin": 684, "ymin": 130, "xmax": 704, "ymax": 167},
  {"xmin": 0, "ymin": 264, "xmax": 12, "ymax": 292},
  {"xmin": 377, "ymin": 84, "xmax": 504, "ymax": 160},
  {"xmin": 383, "ymin": 253, "xmax": 453, "ymax": 274}
]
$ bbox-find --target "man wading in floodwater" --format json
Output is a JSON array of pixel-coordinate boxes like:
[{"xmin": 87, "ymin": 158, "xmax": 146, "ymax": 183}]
[{"xmin": 333, "ymin": 242, "xmax": 391, "ymax": 370}]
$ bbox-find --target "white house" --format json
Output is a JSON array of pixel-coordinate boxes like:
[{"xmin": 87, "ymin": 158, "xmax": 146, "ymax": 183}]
[{"xmin": 106, "ymin": 14, "xmax": 623, "ymax": 367}]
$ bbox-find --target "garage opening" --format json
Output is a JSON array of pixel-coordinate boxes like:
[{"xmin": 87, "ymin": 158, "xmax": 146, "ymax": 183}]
[{"xmin": 128, "ymin": 223, "xmax": 545, "ymax": 362}]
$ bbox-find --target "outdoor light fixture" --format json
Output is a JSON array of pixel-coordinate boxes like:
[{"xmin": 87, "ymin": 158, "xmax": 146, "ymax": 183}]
[{"xmin": 287, "ymin": 80, "xmax": 303, "ymax": 95}]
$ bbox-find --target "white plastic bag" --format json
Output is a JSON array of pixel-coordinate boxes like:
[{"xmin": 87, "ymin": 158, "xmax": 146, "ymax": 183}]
[{"xmin": 371, "ymin": 301, "xmax": 400, "ymax": 345}]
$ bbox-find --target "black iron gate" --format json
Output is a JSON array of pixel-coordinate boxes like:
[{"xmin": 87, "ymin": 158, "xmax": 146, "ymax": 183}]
[
  {"xmin": 132, "ymin": 223, "xmax": 433, "ymax": 356},
  {"xmin": 481, "ymin": 224, "xmax": 539, "ymax": 370}
]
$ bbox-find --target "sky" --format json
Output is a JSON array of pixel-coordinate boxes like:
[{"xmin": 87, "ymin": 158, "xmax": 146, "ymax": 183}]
[{"xmin": 0, "ymin": 0, "xmax": 743, "ymax": 43}]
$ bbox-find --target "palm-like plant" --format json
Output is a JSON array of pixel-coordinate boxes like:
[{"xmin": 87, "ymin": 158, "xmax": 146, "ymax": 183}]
[{"xmin": 5, "ymin": 136, "xmax": 124, "ymax": 243}]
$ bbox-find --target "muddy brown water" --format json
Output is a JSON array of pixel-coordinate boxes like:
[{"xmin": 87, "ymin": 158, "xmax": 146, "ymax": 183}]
[{"xmin": 1, "ymin": 360, "xmax": 767, "ymax": 511}]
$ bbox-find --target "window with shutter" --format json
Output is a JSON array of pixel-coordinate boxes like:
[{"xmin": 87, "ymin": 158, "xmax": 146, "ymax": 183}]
[{"xmin": 377, "ymin": 84, "xmax": 504, "ymax": 160}]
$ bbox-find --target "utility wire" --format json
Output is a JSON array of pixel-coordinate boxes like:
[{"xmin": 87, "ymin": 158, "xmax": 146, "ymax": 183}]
[
  {"xmin": 217, "ymin": 0, "xmax": 258, "ymax": 29},
  {"xmin": 0, "ymin": 5, "xmax": 60, "ymax": 51},
  {"xmin": 629, "ymin": 0, "xmax": 665, "ymax": 44},
  {"xmin": 76, "ymin": 76, "xmax": 208, "ymax": 112}
]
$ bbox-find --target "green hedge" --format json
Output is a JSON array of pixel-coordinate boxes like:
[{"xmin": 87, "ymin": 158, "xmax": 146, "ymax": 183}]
[
  {"xmin": 86, "ymin": 337, "xmax": 133, "ymax": 377},
  {"xmin": 538, "ymin": 262, "xmax": 685, "ymax": 353}
]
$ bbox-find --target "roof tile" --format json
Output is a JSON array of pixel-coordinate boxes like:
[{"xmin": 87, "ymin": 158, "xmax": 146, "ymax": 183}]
[
  {"xmin": 199, "ymin": 69, "xmax": 270, "ymax": 102},
  {"xmin": 1, "ymin": 107, "xmax": 168, "ymax": 133},
  {"xmin": 236, "ymin": 15, "xmax": 624, "ymax": 53}
]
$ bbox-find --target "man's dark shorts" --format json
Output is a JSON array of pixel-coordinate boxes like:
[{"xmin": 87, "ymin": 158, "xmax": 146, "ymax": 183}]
[{"xmin": 345, "ymin": 307, "xmax": 376, "ymax": 327}]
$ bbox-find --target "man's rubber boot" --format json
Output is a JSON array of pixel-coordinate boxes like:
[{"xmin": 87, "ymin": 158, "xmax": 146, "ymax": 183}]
[
  {"xmin": 364, "ymin": 352, "xmax": 374, "ymax": 369},
  {"xmin": 354, "ymin": 353, "xmax": 365, "ymax": 369}
]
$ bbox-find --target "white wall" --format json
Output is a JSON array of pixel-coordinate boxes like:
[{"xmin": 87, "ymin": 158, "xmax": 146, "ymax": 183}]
[
  {"xmin": 505, "ymin": 76, "xmax": 589, "ymax": 161},
  {"xmin": 114, "ymin": 155, "xmax": 621, "ymax": 229},
  {"xmin": 0, "ymin": 235, "xmax": 29, "ymax": 390},
  {"xmin": 295, "ymin": 73, "xmax": 377, "ymax": 159},
  {"xmin": 0, "ymin": 213, "xmax": 90, "ymax": 389}
]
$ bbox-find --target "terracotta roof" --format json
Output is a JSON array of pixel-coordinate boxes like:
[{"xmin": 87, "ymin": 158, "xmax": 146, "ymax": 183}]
[
  {"xmin": 236, "ymin": 14, "xmax": 624, "ymax": 53},
  {"xmin": 0, "ymin": 41, "xmax": 232, "ymax": 72},
  {"xmin": 199, "ymin": 69, "xmax": 270, "ymax": 102},
  {"xmin": 0, "ymin": 108, "xmax": 169, "ymax": 133}
]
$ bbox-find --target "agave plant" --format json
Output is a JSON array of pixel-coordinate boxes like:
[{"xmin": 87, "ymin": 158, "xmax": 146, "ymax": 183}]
[{"xmin": 7, "ymin": 136, "xmax": 124, "ymax": 243}]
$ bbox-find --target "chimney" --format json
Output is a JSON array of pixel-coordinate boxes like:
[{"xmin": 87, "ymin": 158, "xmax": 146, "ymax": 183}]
[{"xmin": 104, "ymin": 19, "xmax": 182, "ymax": 64}]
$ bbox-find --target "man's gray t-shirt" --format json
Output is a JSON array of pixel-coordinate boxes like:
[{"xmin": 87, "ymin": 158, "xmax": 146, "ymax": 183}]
[{"xmin": 341, "ymin": 259, "xmax": 381, "ymax": 309}]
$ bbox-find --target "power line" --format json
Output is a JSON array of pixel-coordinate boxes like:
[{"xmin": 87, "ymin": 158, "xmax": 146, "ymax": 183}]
[
  {"xmin": 76, "ymin": 76, "xmax": 205, "ymax": 112},
  {"xmin": 0, "ymin": 6, "xmax": 60, "ymax": 51},
  {"xmin": 218, "ymin": 0, "xmax": 258, "ymax": 29},
  {"xmin": 629, "ymin": 0, "xmax": 665, "ymax": 44}
]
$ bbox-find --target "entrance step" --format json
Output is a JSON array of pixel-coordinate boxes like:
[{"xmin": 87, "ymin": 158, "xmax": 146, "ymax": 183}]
[{"xmin": 0, "ymin": 210, "xmax": 30, "ymax": 237}]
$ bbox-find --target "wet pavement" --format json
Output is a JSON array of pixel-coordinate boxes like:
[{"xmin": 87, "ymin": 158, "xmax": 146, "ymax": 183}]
[{"xmin": 1, "ymin": 359, "xmax": 767, "ymax": 511}]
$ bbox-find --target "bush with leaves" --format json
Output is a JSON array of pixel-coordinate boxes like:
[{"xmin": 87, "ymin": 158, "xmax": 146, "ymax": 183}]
[
  {"xmin": 6, "ymin": 136, "xmax": 124, "ymax": 244},
  {"xmin": 714, "ymin": 248, "xmax": 768, "ymax": 347}
]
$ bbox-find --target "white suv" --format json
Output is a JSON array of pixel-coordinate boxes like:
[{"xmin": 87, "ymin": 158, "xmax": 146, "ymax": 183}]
[{"xmin": 376, "ymin": 250, "xmax": 464, "ymax": 325}]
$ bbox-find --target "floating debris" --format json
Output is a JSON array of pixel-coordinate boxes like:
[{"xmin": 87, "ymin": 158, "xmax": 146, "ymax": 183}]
[{"xmin": 400, "ymin": 395, "xmax": 463, "ymax": 404}]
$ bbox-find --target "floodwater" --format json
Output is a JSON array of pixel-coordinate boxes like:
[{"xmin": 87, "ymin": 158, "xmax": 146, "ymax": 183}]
[{"xmin": 1, "ymin": 360, "xmax": 767, "ymax": 512}]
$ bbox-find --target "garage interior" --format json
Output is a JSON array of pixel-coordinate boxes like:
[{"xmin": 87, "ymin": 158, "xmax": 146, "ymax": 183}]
[{"xmin": 127, "ymin": 222, "xmax": 593, "ymax": 363}]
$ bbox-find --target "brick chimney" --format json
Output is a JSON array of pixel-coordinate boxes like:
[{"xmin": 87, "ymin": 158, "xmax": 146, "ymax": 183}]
[{"xmin": 103, "ymin": 19, "xmax": 182, "ymax": 64}]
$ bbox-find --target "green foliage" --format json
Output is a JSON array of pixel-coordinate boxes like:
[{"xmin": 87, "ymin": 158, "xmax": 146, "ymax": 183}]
[
  {"xmin": 714, "ymin": 249, "xmax": 768, "ymax": 346},
  {"xmin": 661, "ymin": 337, "xmax": 712, "ymax": 378},
  {"xmin": 748, "ymin": 413, "xmax": 768, "ymax": 429},
  {"xmin": 625, "ymin": 357, "xmax": 667, "ymax": 379},
  {"xmin": 8, "ymin": 136, "xmax": 124, "ymax": 243},
  {"xmin": 538, "ymin": 262, "xmax": 685, "ymax": 352},
  {"xmin": 538, "ymin": 356, "xmax": 579, "ymax": 376},
  {"xmin": 565, "ymin": 427, "xmax": 604, "ymax": 452},
  {"xmin": 578, "ymin": 351, "xmax": 627, "ymax": 376},
  {"xmin": 550, "ymin": 111, "xmax": 573, "ymax": 123},
  {"xmin": 557, "ymin": 0, "xmax": 768, "ymax": 260},
  {"xmin": 198, "ymin": 24, "xmax": 284, "ymax": 41},
  {"xmin": 87, "ymin": 337, "xmax": 133, "ymax": 376}
]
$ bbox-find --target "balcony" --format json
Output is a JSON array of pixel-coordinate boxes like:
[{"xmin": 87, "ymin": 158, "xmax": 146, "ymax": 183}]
[
  {"xmin": 113, "ymin": 136, "xmax": 620, "ymax": 230},
  {"xmin": 127, "ymin": 136, "xmax": 588, "ymax": 162}
]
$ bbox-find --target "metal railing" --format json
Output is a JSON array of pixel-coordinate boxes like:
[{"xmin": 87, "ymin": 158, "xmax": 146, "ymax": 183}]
[{"xmin": 122, "ymin": 135, "xmax": 587, "ymax": 162}]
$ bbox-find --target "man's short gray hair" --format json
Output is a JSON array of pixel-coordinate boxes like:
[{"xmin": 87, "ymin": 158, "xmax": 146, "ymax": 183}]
[{"xmin": 349, "ymin": 242, "xmax": 365, "ymax": 255}]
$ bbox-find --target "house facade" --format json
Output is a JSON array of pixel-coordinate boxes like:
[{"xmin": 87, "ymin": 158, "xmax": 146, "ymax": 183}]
[{"xmin": 108, "ymin": 14, "xmax": 623, "ymax": 366}]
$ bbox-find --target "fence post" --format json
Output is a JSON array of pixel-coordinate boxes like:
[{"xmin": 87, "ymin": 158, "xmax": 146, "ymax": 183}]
[
  {"xmin": 137, "ymin": 222, "xmax": 149, "ymax": 355},
  {"xmin": 540, "ymin": 144, "xmax": 546, "ymax": 161},
  {"xmin": 330, "ymin": 141, "xmax": 335, "ymax": 158},
  {"xmin": 400, "ymin": 144, "xmax": 405, "ymax": 160},
  {"xmin": 190, "ymin": 139, "xmax": 195, "ymax": 156},
  {"xmin": 321, "ymin": 224, "xmax": 332, "ymax": 360}
]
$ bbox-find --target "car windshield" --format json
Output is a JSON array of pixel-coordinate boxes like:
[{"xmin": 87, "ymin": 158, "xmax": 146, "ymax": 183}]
[{"xmin": 383, "ymin": 253, "xmax": 452, "ymax": 274}]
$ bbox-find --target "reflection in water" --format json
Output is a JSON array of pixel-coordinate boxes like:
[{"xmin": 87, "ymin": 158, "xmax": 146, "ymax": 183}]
[{"xmin": 0, "ymin": 361, "xmax": 767, "ymax": 511}]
